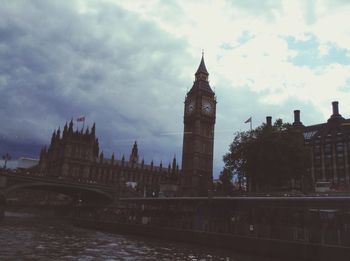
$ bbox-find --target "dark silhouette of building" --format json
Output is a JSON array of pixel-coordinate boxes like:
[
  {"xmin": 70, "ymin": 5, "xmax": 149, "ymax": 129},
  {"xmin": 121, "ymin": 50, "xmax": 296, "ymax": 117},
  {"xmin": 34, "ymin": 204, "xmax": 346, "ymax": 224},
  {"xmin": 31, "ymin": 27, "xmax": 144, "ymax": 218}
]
[
  {"xmin": 38, "ymin": 120, "xmax": 180, "ymax": 197},
  {"xmin": 244, "ymin": 102, "xmax": 350, "ymax": 194},
  {"xmin": 243, "ymin": 115, "xmax": 308, "ymax": 193},
  {"xmin": 181, "ymin": 54, "xmax": 216, "ymax": 196},
  {"xmin": 249, "ymin": 103, "xmax": 350, "ymax": 193},
  {"xmin": 38, "ymin": 55, "xmax": 216, "ymax": 197}
]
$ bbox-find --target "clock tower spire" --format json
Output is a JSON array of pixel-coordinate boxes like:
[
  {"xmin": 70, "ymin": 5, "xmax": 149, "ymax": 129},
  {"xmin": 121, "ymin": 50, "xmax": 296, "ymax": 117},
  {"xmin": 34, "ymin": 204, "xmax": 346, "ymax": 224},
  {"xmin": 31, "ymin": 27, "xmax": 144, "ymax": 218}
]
[{"xmin": 181, "ymin": 54, "xmax": 216, "ymax": 196}]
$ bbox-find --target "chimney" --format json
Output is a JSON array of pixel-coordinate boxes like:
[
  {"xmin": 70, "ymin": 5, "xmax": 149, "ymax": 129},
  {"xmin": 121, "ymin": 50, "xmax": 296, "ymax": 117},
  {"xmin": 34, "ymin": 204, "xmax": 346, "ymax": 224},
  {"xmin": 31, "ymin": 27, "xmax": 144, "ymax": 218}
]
[
  {"xmin": 266, "ymin": 116, "xmax": 272, "ymax": 126},
  {"xmin": 294, "ymin": 110, "xmax": 300, "ymax": 123},
  {"xmin": 293, "ymin": 110, "xmax": 303, "ymax": 126},
  {"xmin": 329, "ymin": 101, "xmax": 344, "ymax": 121},
  {"xmin": 332, "ymin": 101, "xmax": 339, "ymax": 116}
]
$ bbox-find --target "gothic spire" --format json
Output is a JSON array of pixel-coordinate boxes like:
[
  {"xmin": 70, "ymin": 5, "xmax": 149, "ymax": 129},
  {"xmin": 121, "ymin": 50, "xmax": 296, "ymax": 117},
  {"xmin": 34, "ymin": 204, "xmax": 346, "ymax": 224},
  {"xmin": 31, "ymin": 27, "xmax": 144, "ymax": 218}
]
[
  {"xmin": 195, "ymin": 51, "xmax": 209, "ymax": 80},
  {"xmin": 132, "ymin": 141, "xmax": 138, "ymax": 153},
  {"xmin": 121, "ymin": 154, "xmax": 125, "ymax": 166},
  {"xmin": 188, "ymin": 52, "xmax": 213, "ymax": 94},
  {"xmin": 63, "ymin": 122, "xmax": 68, "ymax": 137},
  {"xmin": 129, "ymin": 141, "xmax": 139, "ymax": 164},
  {"xmin": 91, "ymin": 123, "xmax": 96, "ymax": 136},
  {"xmin": 51, "ymin": 130, "xmax": 56, "ymax": 144},
  {"xmin": 56, "ymin": 127, "xmax": 61, "ymax": 139},
  {"xmin": 172, "ymin": 155, "xmax": 176, "ymax": 171},
  {"xmin": 68, "ymin": 119, "xmax": 73, "ymax": 133}
]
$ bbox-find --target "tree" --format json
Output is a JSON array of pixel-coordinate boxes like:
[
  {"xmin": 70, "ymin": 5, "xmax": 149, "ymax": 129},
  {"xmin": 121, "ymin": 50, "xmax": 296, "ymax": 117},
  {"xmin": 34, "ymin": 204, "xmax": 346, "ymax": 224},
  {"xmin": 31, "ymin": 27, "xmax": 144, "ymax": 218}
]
[
  {"xmin": 2, "ymin": 153, "xmax": 11, "ymax": 169},
  {"xmin": 223, "ymin": 119, "xmax": 311, "ymax": 193},
  {"xmin": 218, "ymin": 168, "xmax": 234, "ymax": 195}
]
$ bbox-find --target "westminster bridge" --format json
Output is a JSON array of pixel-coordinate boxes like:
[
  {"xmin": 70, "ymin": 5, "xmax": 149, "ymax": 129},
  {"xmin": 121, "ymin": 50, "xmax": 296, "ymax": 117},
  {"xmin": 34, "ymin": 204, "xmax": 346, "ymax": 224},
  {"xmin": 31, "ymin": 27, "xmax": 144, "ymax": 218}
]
[{"xmin": 0, "ymin": 168, "xmax": 119, "ymax": 215}]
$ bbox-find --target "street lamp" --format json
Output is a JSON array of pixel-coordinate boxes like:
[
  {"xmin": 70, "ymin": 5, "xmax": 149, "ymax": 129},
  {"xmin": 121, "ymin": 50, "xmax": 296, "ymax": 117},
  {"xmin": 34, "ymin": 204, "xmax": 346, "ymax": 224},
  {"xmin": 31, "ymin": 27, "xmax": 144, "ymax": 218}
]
[{"xmin": 2, "ymin": 153, "xmax": 11, "ymax": 169}]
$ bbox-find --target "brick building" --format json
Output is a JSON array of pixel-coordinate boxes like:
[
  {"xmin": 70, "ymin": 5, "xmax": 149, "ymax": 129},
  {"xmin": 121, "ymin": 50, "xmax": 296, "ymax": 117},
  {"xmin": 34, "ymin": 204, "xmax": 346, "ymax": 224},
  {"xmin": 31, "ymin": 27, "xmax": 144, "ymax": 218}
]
[{"xmin": 302, "ymin": 101, "xmax": 350, "ymax": 190}]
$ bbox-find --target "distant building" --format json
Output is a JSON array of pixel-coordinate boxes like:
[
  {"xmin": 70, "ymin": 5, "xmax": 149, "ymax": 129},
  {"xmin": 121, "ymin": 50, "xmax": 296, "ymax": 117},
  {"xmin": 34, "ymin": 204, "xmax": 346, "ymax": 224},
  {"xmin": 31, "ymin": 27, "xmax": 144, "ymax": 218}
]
[
  {"xmin": 0, "ymin": 160, "xmax": 16, "ymax": 169},
  {"xmin": 302, "ymin": 101, "xmax": 350, "ymax": 190},
  {"xmin": 17, "ymin": 157, "xmax": 39, "ymax": 169}
]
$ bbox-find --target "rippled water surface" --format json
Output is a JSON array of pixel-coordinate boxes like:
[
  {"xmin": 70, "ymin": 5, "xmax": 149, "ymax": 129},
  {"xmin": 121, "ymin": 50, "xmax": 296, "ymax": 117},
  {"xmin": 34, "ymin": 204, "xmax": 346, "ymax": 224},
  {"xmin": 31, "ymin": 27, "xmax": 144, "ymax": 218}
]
[{"xmin": 0, "ymin": 212, "xmax": 299, "ymax": 260}]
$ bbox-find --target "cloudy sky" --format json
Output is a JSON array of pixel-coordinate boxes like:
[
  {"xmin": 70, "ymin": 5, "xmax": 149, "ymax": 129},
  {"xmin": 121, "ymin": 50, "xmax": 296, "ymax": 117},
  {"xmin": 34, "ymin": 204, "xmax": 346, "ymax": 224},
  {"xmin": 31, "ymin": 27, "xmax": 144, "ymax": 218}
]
[{"xmin": 1, "ymin": 0, "xmax": 350, "ymax": 176}]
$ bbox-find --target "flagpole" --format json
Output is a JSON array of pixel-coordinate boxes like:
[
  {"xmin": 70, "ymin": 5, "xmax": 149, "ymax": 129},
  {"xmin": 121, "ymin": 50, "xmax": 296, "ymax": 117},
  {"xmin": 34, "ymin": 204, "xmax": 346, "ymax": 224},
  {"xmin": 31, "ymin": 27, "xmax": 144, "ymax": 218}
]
[
  {"xmin": 244, "ymin": 116, "xmax": 252, "ymax": 131},
  {"xmin": 77, "ymin": 116, "xmax": 85, "ymax": 131}
]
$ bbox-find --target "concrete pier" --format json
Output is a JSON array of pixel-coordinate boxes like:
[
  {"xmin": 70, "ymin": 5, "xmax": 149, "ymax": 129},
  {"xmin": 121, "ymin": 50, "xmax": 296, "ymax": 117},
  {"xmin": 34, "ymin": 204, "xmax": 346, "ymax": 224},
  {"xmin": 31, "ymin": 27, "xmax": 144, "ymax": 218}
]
[
  {"xmin": 0, "ymin": 175, "xmax": 6, "ymax": 220},
  {"xmin": 0, "ymin": 194, "xmax": 5, "ymax": 220}
]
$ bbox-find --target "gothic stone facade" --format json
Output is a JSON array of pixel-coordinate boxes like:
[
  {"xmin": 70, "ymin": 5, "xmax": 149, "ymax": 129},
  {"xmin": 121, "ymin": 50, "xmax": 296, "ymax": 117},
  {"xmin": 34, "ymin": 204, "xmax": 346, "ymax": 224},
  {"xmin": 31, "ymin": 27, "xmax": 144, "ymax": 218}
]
[
  {"xmin": 38, "ymin": 56, "xmax": 216, "ymax": 197},
  {"xmin": 38, "ymin": 120, "xmax": 180, "ymax": 197},
  {"xmin": 181, "ymin": 55, "xmax": 216, "ymax": 196}
]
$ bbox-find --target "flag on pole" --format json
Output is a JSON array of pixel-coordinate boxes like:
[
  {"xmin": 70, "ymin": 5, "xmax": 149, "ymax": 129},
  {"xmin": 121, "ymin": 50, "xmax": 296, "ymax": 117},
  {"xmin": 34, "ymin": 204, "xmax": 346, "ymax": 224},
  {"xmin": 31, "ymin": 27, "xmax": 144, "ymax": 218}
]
[
  {"xmin": 77, "ymin": 116, "xmax": 85, "ymax": 122},
  {"xmin": 244, "ymin": 117, "xmax": 252, "ymax": 123}
]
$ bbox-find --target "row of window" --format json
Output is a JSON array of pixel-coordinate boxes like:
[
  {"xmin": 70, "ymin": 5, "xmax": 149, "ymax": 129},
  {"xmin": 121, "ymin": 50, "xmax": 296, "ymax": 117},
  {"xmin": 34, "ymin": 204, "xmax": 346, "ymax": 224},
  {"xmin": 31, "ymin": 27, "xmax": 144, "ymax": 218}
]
[
  {"xmin": 315, "ymin": 154, "xmax": 346, "ymax": 163},
  {"xmin": 314, "ymin": 142, "xmax": 349, "ymax": 153},
  {"xmin": 314, "ymin": 167, "xmax": 347, "ymax": 181},
  {"xmin": 47, "ymin": 147, "xmax": 92, "ymax": 161},
  {"xmin": 58, "ymin": 164, "xmax": 163, "ymax": 185}
]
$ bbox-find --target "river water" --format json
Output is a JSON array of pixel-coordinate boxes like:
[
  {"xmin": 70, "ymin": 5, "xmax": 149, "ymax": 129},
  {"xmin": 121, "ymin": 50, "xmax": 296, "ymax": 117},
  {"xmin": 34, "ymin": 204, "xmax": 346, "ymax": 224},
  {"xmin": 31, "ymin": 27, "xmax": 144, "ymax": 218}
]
[{"xmin": 0, "ymin": 212, "xmax": 299, "ymax": 260}]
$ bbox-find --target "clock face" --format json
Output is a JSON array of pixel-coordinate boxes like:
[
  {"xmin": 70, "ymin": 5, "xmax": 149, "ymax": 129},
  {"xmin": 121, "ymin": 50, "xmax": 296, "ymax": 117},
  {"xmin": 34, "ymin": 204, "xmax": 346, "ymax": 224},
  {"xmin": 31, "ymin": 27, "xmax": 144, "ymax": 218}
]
[
  {"xmin": 202, "ymin": 100, "xmax": 213, "ymax": 115},
  {"xmin": 187, "ymin": 100, "xmax": 195, "ymax": 114}
]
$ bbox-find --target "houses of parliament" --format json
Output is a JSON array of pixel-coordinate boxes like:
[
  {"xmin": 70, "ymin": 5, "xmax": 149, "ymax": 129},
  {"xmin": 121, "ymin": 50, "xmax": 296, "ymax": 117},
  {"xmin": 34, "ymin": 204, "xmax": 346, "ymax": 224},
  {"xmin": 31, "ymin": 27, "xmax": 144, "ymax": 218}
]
[
  {"xmin": 38, "ymin": 55, "xmax": 217, "ymax": 197},
  {"xmin": 38, "ymin": 53, "xmax": 350, "ymax": 195}
]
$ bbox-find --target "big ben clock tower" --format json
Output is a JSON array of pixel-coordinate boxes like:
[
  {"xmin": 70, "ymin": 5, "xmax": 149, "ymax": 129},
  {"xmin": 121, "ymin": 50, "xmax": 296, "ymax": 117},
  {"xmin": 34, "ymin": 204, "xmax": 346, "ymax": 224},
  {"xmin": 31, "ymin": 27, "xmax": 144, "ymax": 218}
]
[{"xmin": 181, "ymin": 53, "xmax": 216, "ymax": 196}]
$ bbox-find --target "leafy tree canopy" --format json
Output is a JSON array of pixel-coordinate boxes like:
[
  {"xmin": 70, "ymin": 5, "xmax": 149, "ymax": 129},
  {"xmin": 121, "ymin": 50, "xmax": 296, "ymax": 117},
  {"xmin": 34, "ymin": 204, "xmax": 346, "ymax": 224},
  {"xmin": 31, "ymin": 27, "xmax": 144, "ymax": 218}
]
[{"xmin": 223, "ymin": 119, "xmax": 311, "ymax": 192}]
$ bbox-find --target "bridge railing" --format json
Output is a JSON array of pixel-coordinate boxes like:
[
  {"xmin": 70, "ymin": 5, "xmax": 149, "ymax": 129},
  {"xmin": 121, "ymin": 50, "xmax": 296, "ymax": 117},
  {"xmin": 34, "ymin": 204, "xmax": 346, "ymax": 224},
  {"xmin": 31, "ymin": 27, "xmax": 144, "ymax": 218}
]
[{"xmin": 0, "ymin": 169, "xmax": 147, "ymax": 199}]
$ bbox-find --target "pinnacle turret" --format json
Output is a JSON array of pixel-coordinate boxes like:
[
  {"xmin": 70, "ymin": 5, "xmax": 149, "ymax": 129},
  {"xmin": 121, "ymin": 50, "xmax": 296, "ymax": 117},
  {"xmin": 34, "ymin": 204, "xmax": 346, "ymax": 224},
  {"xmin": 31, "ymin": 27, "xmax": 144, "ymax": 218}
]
[
  {"xmin": 188, "ymin": 52, "xmax": 213, "ymax": 94},
  {"xmin": 51, "ymin": 130, "xmax": 56, "ymax": 144},
  {"xmin": 56, "ymin": 127, "xmax": 61, "ymax": 139},
  {"xmin": 91, "ymin": 123, "xmax": 96, "ymax": 136},
  {"xmin": 129, "ymin": 141, "xmax": 139, "ymax": 164},
  {"xmin": 195, "ymin": 52, "xmax": 209, "ymax": 78},
  {"xmin": 172, "ymin": 155, "xmax": 176, "ymax": 171},
  {"xmin": 63, "ymin": 122, "xmax": 68, "ymax": 137}
]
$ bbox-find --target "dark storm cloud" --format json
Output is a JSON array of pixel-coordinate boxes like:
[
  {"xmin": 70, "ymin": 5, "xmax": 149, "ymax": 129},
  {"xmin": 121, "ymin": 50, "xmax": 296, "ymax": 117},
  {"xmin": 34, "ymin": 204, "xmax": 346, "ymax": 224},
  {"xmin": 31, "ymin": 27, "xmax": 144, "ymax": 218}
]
[{"xmin": 0, "ymin": 1, "xmax": 191, "ymax": 165}]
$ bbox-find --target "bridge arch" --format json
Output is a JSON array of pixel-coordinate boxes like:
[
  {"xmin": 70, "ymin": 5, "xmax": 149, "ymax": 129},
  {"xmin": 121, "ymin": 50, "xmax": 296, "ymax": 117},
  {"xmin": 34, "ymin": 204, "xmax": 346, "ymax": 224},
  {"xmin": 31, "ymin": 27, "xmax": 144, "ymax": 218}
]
[{"xmin": 5, "ymin": 182, "xmax": 114, "ymax": 204}]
